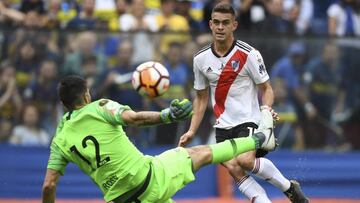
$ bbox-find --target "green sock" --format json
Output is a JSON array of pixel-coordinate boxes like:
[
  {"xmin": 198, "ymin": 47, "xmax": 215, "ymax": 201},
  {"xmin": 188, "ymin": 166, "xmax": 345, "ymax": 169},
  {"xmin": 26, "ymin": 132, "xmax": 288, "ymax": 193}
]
[{"xmin": 209, "ymin": 137, "xmax": 258, "ymax": 164}]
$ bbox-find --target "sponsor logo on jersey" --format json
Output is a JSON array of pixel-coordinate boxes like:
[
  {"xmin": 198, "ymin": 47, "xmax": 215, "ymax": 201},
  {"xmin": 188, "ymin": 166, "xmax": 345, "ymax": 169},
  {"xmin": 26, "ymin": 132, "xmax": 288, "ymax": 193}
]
[
  {"xmin": 231, "ymin": 60, "xmax": 240, "ymax": 71},
  {"xmin": 219, "ymin": 63, "xmax": 224, "ymax": 70},
  {"xmin": 206, "ymin": 67, "xmax": 213, "ymax": 73},
  {"xmin": 259, "ymin": 64, "xmax": 266, "ymax": 74},
  {"xmin": 256, "ymin": 53, "xmax": 262, "ymax": 63},
  {"xmin": 103, "ymin": 174, "xmax": 119, "ymax": 190}
]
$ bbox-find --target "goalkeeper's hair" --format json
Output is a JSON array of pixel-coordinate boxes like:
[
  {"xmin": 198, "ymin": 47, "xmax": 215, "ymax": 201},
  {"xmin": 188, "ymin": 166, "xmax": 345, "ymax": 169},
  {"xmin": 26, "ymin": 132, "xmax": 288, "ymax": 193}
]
[{"xmin": 58, "ymin": 75, "xmax": 87, "ymax": 110}]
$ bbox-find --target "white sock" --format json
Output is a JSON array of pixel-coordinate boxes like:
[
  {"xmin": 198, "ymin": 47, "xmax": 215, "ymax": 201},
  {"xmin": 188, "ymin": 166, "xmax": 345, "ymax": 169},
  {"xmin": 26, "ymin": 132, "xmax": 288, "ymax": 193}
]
[
  {"xmin": 252, "ymin": 157, "xmax": 291, "ymax": 192},
  {"xmin": 236, "ymin": 175, "xmax": 271, "ymax": 203}
]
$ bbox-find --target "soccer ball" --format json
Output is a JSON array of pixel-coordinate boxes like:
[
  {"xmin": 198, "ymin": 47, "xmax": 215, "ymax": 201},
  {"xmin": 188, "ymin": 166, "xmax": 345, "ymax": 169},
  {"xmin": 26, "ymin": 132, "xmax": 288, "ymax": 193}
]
[{"xmin": 132, "ymin": 61, "xmax": 170, "ymax": 98}]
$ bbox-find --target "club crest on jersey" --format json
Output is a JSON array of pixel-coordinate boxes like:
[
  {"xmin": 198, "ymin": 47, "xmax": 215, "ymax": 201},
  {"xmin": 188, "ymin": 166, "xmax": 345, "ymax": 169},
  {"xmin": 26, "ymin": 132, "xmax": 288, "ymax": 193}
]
[{"xmin": 231, "ymin": 60, "xmax": 240, "ymax": 71}]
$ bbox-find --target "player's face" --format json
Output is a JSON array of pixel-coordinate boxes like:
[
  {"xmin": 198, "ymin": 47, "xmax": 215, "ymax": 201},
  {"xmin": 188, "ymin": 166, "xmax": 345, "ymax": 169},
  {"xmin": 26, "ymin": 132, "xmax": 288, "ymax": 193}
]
[{"xmin": 210, "ymin": 12, "xmax": 237, "ymax": 42}]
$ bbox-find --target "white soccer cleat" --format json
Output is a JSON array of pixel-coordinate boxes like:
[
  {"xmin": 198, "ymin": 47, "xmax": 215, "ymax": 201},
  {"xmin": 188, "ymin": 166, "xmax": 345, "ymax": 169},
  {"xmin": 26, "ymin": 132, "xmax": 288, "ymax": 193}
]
[{"xmin": 254, "ymin": 109, "xmax": 277, "ymax": 151}]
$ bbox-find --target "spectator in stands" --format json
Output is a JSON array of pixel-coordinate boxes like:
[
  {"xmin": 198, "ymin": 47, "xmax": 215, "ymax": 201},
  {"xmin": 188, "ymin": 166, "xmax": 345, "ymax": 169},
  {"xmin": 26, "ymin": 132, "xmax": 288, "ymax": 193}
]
[
  {"xmin": 271, "ymin": 41, "xmax": 315, "ymax": 149},
  {"xmin": 0, "ymin": 62, "xmax": 22, "ymax": 122},
  {"xmin": 328, "ymin": 0, "xmax": 360, "ymax": 36},
  {"xmin": 0, "ymin": 2, "xmax": 25, "ymax": 60},
  {"xmin": 9, "ymin": 104, "xmax": 50, "ymax": 147},
  {"xmin": 62, "ymin": 31, "xmax": 106, "ymax": 77},
  {"xmin": 176, "ymin": 0, "xmax": 205, "ymax": 31},
  {"xmin": 19, "ymin": 0, "xmax": 47, "ymax": 28},
  {"xmin": 153, "ymin": 42, "xmax": 190, "ymax": 145},
  {"xmin": 155, "ymin": 0, "xmax": 190, "ymax": 54},
  {"xmin": 0, "ymin": 0, "xmax": 25, "ymax": 26},
  {"xmin": 119, "ymin": 0, "xmax": 158, "ymax": 32},
  {"xmin": 45, "ymin": 0, "xmax": 78, "ymax": 29},
  {"xmin": 93, "ymin": 0, "xmax": 117, "ymax": 22},
  {"xmin": 284, "ymin": 0, "xmax": 314, "ymax": 35},
  {"xmin": 261, "ymin": 0, "xmax": 293, "ymax": 34},
  {"xmin": 108, "ymin": 0, "xmax": 130, "ymax": 30},
  {"xmin": 19, "ymin": 0, "xmax": 45, "ymax": 14},
  {"xmin": 44, "ymin": 0, "xmax": 61, "ymax": 28},
  {"xmin": 33, "ymin": 32, "xmax": 61, "ymax": 64},
  {"xmin": 237, "ymin": 0, "xmax": 313, "ymax": 34},
  {"xmin": 182, "ymin": 41, "xmax": 199, "ymax": 72},
  {"xmin": 119, "ymin": 0, "xmax": 157, "ymax": 63},
  {"xmin": 237, "ymin": 0, "xmax": 267, "ymax": 31},
  {"xmin": 272, "ymin": 77, "xmax": 304, "ymax": 150},
  {"xmin": 67, "ymin": 0, "xmax": 99, "ymax": 29},
  {"xmin": 11, "ymin": 39, "xmax": 40, "ymax": 92},
  {"xmin": 23, "ymin": 60, "xmax": 59, "ymax": 135},
  {"xmin": 272, "ymin": 42, "xmax": 316, "ymax": 116},
  {"xmin": 97, "ymin": 40, "xmax": 143, "ymax": 109},
  {"xmin": 97, "ymin": 40, "xmax": 149, "ymax": 146},
  {"xmin": 115, "ymin": 0, "xmax": 130, "ymax": 16},
  {"xmin": 304, "ymin": 41, "xmax": 350, "ymax": 149},
  {"xmin": 144, "ymin": 0, "xmax": 161, "ymax": 13},
  {"xmin": 82, "ymin": 55, "xmax": 102, "ymax": 99}
]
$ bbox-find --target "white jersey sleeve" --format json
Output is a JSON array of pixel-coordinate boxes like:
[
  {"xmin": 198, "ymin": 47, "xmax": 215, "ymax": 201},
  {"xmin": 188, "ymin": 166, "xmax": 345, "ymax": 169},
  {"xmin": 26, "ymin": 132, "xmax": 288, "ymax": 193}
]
[
  {"xmin": 246, "ymin": 50, "xmax": 269, "ymax": 84},
  {"xmin": 193, "ymin": 57, "xmax": 208, "ymax": 90}
]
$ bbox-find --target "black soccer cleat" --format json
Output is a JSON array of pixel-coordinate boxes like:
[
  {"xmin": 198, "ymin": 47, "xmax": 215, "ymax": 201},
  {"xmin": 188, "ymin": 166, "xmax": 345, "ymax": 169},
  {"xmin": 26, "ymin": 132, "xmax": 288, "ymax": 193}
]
[{"xmin": 284, "ymin": 180, "xmax": 309, "ymax": 203}]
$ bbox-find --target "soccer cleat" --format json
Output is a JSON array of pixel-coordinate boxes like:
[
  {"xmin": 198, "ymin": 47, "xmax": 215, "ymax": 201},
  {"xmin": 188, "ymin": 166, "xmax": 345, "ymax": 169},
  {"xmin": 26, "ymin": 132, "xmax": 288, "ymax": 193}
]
[
  {"xmin": 284, "ymin": 180, "xmax": 309, "ymax": 203},
  {"xmin": 253, "ymin": 109, "xmax": 277, "ymax": 151}
]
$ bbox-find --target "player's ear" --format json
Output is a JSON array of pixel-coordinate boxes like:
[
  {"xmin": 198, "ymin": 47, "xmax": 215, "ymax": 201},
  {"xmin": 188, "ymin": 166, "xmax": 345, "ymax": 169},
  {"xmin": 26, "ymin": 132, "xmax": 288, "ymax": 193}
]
[
  {"xmin": 84, "ymin": 89, "xmax": 91, "ymax": 104},
  {"xmin": 233, "ymin": 19, "xmax": 238, "ymax": 31}
]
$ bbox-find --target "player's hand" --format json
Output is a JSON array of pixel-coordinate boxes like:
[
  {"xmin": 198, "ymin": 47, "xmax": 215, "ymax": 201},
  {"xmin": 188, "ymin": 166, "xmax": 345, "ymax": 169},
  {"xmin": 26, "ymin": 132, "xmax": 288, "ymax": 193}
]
[
  {"xmin": 261, "ymin": 105, "xmax": 279, "ymax": 122},
  {"xmin": 160, "ymin": 99, "xmax": 193, "ymax": 124},
  {"xmin": 178, "ymin": 130, "xmax": 195, "ymax": 147}
]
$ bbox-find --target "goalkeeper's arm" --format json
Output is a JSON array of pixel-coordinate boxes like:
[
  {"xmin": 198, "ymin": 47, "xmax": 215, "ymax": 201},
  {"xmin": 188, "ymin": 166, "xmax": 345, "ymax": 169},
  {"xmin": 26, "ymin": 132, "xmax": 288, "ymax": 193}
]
[
  {"xmin": 121, "ymin": 99, "xmax": 193, "ymax": 127},
  {"xmin": 42, "ymin": 169, "xmax": 61, "ymax": 203}
]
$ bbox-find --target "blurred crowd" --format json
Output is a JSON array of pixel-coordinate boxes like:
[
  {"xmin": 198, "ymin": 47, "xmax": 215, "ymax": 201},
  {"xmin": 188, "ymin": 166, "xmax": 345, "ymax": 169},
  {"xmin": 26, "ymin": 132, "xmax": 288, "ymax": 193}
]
[
  {"xmin": 0, "ymin": 0, "xmax": 359, "ymax": 152},
  {"xmin": 1, "ymin": 0, "xmax": 360, "ymax": 36}
]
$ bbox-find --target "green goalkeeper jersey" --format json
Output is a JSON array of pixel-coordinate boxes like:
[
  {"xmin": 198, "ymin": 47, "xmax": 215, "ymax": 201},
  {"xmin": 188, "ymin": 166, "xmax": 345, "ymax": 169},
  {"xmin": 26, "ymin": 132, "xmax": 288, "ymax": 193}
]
[{"xmin": 47, "ymin": 99, "xmax": 152, "ymax": 202}]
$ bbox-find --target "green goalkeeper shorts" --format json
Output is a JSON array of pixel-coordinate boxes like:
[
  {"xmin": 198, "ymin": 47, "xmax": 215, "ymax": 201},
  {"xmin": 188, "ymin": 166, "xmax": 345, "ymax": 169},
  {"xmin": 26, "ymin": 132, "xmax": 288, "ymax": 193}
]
[{"xmin": 138, "ymin": 147, "xmax": 196, "ymax": 203}]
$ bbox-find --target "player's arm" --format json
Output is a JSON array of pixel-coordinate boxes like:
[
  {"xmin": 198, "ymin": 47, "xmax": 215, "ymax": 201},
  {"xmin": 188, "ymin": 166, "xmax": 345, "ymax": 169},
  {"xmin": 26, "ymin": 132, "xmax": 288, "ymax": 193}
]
[
  {"xmin": 121, "ymin": 110, "xmax": 162, "ymax": 126},
  {"xmin": 98, "ymin": 99, "xmax": 192, "ymax": 127},
  {"xmin": 258, "ymin": 80, "xmax": 274, "ymax": 108},
  {"xmin": 258, "ymin": 81, "xmax": 279, "ymax": 121},
  {"xmin": 178, "ymin": 88, "xmax": 209, "ymax": 147},
  {"xmin": 247, "ymin": 49, "xmax": 278, "ymax": 120},
  {"xmin": 42, "ymin": 169, "xmax": 60, "ymax": 203},
  {"xmin": 42, "ymin": 142, "xmax": 68, "ymax": 203},
  {"xmin": 122, "ymin": 99, "xmax": 193, "ymax": 127}
]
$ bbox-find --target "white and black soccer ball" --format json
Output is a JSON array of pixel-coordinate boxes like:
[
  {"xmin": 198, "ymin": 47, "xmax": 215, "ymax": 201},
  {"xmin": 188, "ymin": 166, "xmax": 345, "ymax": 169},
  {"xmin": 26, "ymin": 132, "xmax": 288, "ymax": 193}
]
[{"xmin": 132, "ymin": 61, "xmax": 170, "ymax": 98}]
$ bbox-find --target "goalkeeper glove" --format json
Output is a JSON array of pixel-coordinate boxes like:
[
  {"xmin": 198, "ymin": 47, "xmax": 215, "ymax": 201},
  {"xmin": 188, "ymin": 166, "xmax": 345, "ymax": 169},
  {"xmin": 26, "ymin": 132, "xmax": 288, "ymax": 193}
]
[{"xmin": 160, "ymin": 99, "xmax": 193, "ymax": 124}]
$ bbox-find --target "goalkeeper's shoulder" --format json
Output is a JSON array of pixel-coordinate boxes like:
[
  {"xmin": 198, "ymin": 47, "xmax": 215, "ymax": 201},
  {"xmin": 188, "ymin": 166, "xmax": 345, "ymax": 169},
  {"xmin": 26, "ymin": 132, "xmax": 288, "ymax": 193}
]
[{"xmin": 90, "ymin": 99, "xmax": 131, "ymax": 110}]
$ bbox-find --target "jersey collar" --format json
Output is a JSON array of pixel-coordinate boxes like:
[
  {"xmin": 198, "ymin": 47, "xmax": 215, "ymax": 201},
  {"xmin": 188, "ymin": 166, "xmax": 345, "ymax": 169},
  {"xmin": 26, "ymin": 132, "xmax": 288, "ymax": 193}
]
[{"xmin": 211, "ymin": 40, "xmax": 236, "ymax": 58}]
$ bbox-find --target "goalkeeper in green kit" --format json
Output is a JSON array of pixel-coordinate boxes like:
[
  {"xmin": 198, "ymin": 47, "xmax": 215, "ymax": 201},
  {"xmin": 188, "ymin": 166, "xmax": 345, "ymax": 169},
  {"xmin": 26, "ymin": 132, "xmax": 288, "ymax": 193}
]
[{"xmin": 42, "ymin": 76, "xmax": 276, "ymax": 203}]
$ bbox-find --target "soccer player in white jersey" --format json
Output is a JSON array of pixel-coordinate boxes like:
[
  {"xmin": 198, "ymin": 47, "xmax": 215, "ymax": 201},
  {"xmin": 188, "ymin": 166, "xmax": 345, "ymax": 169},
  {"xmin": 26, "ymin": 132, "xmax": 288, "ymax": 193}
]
[{"xmin": 178, "ymin": 3, "xmax": 309, "ymax": 203}]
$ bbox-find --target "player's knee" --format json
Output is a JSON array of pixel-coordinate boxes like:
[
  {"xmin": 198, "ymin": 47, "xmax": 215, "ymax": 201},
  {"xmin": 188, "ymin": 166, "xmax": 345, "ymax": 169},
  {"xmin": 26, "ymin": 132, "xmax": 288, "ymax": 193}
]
[
  {"xmin": 223, "ymin": 160, "xmax": 240, "ymax": 173},
  {"xmin": 187, "ymin": 145, "xmax": 212, "ymax": 165},
  {"xmin": 222, "ymin": 161, "xmax": 247, "ymax": 179},
  {"xmin": 237, "ymin": 156, "xmax": 255, "ymax": 171}
]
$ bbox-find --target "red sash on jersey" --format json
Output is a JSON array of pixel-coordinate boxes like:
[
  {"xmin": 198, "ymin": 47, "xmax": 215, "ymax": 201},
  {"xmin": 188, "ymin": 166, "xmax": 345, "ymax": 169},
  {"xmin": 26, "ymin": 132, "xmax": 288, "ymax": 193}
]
[{"xmin": 214, "ymin": 50, "xmax": 248, "ymax": 118}]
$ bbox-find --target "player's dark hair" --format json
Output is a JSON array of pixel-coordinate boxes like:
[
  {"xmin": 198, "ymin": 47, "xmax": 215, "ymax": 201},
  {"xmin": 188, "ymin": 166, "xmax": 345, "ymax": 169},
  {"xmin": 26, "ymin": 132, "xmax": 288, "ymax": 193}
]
[
  {"xmin": 212, "ymin": 3, "xmax": 235, "ymax": 17},
  {"xmin": 58, "ymin": 75, "xmax": 87, "ymax": 110}
]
